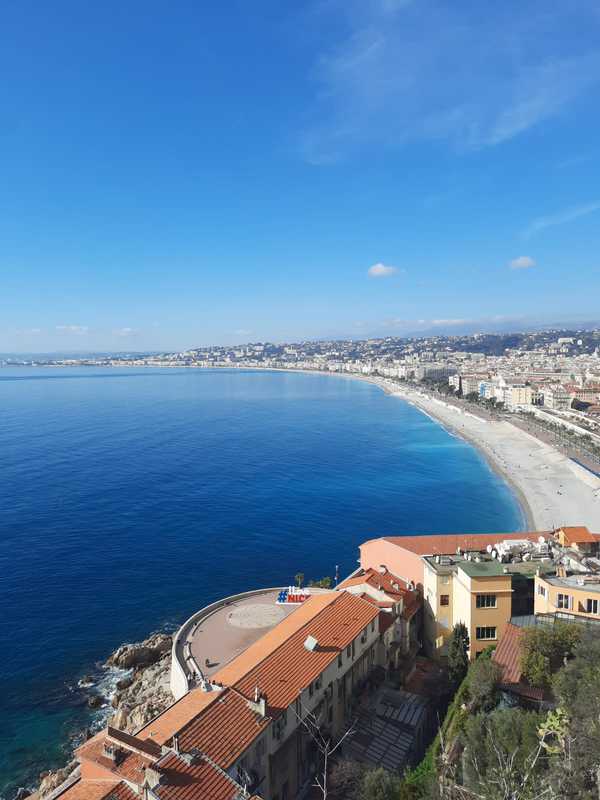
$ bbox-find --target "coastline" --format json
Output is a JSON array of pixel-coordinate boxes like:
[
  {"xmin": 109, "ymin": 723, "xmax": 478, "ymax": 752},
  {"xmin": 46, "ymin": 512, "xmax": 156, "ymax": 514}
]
[
  {"xmin": 246, "ymin": 367, "xmax": 600, "ymax": 532},
  {"xmin": 9, "ymin": 364, "xmax": 600, "ymax": 800},
  {"xmin": 371, "ymin": 379, "xmax": 600, "ymax": 532}
]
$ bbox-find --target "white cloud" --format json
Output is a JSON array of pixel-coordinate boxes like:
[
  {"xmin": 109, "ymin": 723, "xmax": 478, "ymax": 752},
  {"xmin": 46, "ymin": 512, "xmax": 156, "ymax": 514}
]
[
  {"xmin": 301, "ymin": 3, "xmax": 600, "ymax": 162},
  {"xmin": 523, "ymin": 202, "xmax": 600, "ymax": 238},
  {"xmin": 431, "ymin": 318, "xmax": 471, "ymax": 326},
  {"xmin": 368, "ymin": 262, "xmax": 398, "ymax": 278},
  {"xmin": 113, "ymin": 327, "xmax": 138, "ymax": 337},
  {"xmin": 56, "ymin": 325, "xmax": 89, "ymax": 335},
  {"xmin": 509, "ymin": 256, "xmax": 536, "ymax": 270}
]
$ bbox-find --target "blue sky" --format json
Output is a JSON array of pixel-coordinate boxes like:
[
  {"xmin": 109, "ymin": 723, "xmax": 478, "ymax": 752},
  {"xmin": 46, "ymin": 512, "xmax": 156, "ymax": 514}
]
[{"xmin": 2, "ymin": 0, "xmax": 600, "ymax": 352}]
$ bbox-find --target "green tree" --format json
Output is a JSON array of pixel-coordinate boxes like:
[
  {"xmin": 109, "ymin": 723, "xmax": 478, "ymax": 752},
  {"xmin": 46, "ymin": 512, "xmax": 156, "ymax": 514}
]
[
  {"xmin": 329, "ymin": 759, "xmax": 366, "ymax": 799},
  {"xmin": 520, "ymin": 622, "xmax": 581, "ymax": 689},
  {"xmin": 447, "ymin": 623, "xmax": 470, "ymax": 688},
  {"xmin": 357, "ymin": 768, "xmax": 403, "ymax": 800},
  {"xmin": 467, "ymin": 655, "xmax": 501, "ymax": 712},
  {"xmin": 294, "ymin": 572, "xmax": 305, "ymax": 588},
  {"xmin": 309, "ymin": 576, "xmax": 333, "ymax": 589},
  {"xmin": 548, "ymin": 633, "xmax": 600, "ymax": 798},
  {"xmin": 461, "ymin": 708, "xmax": 548, "ymax": 800}
]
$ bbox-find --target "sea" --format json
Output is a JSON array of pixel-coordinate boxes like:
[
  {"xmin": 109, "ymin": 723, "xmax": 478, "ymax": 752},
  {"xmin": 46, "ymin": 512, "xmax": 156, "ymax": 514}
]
[{"xmin": 0, "ymin": 367, "xmax": 524, "ymax": 797}]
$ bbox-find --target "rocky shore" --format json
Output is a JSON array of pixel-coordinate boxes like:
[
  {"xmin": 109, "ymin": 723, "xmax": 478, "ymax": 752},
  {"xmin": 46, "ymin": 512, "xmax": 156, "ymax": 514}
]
[{"xmin": 33, "ymin": 632, "xmax": 175, "ymax": 800}]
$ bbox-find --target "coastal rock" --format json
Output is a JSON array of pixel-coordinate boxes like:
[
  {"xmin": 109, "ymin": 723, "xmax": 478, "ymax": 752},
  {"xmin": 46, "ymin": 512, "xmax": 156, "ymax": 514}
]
[
  {"xmin": 109, "ymin": 652, "xmax": 174, "ymax": 733},
  {"xmin": 36, "ymin": 631, "xmax": 174, "ymax": 797},
  {"xmin": 38, "ymin": 763, "xmax": 77, "ymax": 798},
  {"xmin": 107, "ymin": 633, "xmax": 172, "ymax": 670},
  {"xmin": 13, "ymin": 787, "xmax": 30, "ymax": 800},
  {"xmin": 110, "ymin": 706, "xmax": 130, "ymax": 730}
]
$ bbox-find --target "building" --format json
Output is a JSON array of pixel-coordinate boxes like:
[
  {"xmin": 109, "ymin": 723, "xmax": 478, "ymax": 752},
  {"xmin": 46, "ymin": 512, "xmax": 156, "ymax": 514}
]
[
  {"xmin": 337, "ymin": 566, "xmax": 423, "ymax": 671},
  {"xmin": 54, "ymin": 591, "xmax": 381, "ymax": 800},
  {"xmin": 543, "ymin": 385, "xmax": 572, "ymax": 410},
  {"xmin": 359, "ymin": 528, "xmax": 600, "ymax": 660}
]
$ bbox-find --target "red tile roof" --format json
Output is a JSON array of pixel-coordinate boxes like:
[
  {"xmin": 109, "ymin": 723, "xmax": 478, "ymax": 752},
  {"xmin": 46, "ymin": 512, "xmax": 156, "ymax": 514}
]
[
  {"xmin": 77, "ymin": 731, "xmax": 155, "ymax": 784},
  {"xmin": 234, "ymin": 591, "xmax": 379, "ymax": 714},
  {"xmin": 492, "ymin": 622, "xmax": 525, "ymax": 684},
  {"xmin": 154, "ymin": 752, "xmax": 242, "ymax": 800},
  {"xmin": 383, "ymin": 531, "xmax": 549, "ymax": 556},
  {"xmin": 559, "ymin": 526, "xmax": 597, "ymax": 544},
  {"xmin": 55, "ymin": 780, "xmax": 122, "ymax": 800},
  {"xmin": 175, "ymin": 688, "xmax": 270, "ymax": 769},
  {"xmin": 338, "ymin": 567, "xmax": 411, "ymax": 598}
]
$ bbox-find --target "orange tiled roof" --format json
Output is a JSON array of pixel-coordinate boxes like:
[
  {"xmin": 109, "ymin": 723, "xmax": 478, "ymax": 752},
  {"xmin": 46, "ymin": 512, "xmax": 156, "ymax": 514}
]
[
  {"xmin": 77, "ymin": 731, "xmax": 155, "ymax": 784},
  {"xmin": 382, "ymin": 531, "xmax": 549, "ymax": 556},
  {"xmin": 55, "ymin": 780, "xmax": 121, "ymax": 800},
  {"xmin": 154, "ymin": 752, "xmax": 242, "ymax": 800},
  {"xmin": 213, "ymin": 592, "xmax": 338, "ymax": 686},
  {"xmin": 175, "ymin": 687, "xmax": 270, "ymax": 769},
  {"xmin": 338, "ymin": 567, "xmax": 410, "ymax": 598},
  {"xmin": 559, "ymin": 526, "xmax": 597, "ymax": 544},
  {"xmin": 101, "ymin": 783, "xmax": 139, "ymax": 800},
  {"xmin": 234, "ymin": 591, "xmax": 379, "ymax": 713},
  {"xmin": 137, "ymin": 687, "xmax": 222, "ymax": 745},
  {"xmin": 492, "ymin": 623, "xmax": 525, "ymax": 684},
  {"xmin": 338, "ymin": 567, "xmax": 421, "ymax": 619}
]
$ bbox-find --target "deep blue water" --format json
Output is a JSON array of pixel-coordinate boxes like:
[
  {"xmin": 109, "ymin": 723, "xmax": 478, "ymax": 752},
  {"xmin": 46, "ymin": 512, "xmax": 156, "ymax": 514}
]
[{"xmin": 0, "ymin": 368, "xmax": 523, "ymax": 796}]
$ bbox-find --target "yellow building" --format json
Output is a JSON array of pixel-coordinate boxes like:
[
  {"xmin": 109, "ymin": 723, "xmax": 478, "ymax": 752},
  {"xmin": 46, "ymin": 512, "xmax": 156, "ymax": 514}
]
[
  {"xmin": 423, "ymin": 555, "xmax": 536, "ymax": 659},
  {"xmin": 534, "ymin": 570, "xmax": 600, "ymax": 619}
]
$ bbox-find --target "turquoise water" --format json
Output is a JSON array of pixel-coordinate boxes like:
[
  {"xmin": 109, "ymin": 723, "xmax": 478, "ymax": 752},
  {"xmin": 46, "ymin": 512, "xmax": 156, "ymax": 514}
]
[{"xmin": 0, "ymin": 368, "xmax": 523, "ymax": 796}]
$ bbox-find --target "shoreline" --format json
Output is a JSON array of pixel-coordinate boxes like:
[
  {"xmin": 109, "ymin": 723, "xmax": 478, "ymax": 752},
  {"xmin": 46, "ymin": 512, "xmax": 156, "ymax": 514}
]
[
  {"xmin": 8, "ymin": 364, "xmax": 600, "ymax": 799},
  {"xmin": 373, "ymin": 380, "xmax": 600, "ymax": 532},
  {"xmin": 6, "ymin": 362, "xmax": 600, "ymax": 531},
  {"xmin": 239, "ymin": 366, "xmax": 599, "ymax": 532}
]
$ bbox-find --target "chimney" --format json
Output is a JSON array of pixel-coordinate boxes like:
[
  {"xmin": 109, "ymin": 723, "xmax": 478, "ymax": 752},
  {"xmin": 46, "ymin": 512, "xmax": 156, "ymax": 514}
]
[
  {"xmin": 172, "ymin": 734, "xmax": 180, "ymax": 754},
  {"xmin": 102, "ymin": 742, "xmax": 120, "ymax": 764},
  {"xmin": 144, "ymin": 766, "xmax": 162, "ymax": 790},
  {"xmin": 248, "ymin": 686, "xmax": 267, "ymax": 717}
]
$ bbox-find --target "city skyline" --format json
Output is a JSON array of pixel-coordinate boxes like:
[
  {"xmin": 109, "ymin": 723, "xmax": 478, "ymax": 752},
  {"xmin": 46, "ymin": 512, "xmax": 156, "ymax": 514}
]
[{"xmin": 3, "ymin": 0, "xmax": 600, "ymax": 352}]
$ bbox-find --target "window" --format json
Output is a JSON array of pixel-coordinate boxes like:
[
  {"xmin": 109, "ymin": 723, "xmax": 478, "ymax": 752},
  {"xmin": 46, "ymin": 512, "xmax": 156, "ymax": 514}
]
[
  {"xmin": 351, "ymin": 640, "xmax": 355, "ymax": 659},
  {"xmin": 587, "ymin": 598, "xmax": 599, "ymax": 615},
  {"xmin": 476, "ymin": 626, "xmax": 497, "ymax": 640},
  {"xmin": 371, "ymin": 620, "xmax": 375, "ymax": 632},
  {"xmin": 557, "ymin": 593, "xmax": 572, "ymax": 610},
  {"xmin": 440, "ymin": 575, "xmax": 450, "ymax": 585},
  {"xmin": 537, "ymin": 584, "xmax": 547, "ymax": 597},
  {"xmin": 309, "ymin": 682, "xmax": 314, "ymax": 697},
  {"xmin": 440, "ymin": 595, "xmax": 449, "ymax": 606},
  {"xmin": 337, "ymin": 653, "xmax": 342, "ymax": 668},
  {"xmin": 346, "ymin": 645, "xmax": 351, "ymax": 658},
  {"xmin": 476, "ymin": 594, "xmax": 497, "ymax": 608}
]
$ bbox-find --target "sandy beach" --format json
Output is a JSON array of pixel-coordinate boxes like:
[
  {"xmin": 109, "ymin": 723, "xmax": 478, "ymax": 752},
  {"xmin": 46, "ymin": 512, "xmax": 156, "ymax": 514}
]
[{"xmin": 362, "ymin": 378, "xmax": 600, "ymax": 533}]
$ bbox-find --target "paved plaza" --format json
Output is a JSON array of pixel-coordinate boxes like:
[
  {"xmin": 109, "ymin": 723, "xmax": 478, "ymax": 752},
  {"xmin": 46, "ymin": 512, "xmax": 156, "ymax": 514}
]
[{"xmin": 186, "ymin": 591, "xmax": 299, "ymax": 678}]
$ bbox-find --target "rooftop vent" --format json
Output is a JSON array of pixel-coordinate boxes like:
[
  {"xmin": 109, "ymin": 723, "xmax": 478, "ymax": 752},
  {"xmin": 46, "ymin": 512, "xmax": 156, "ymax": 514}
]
[{"xmin": 304, "ymin": 635, "xmax": 319, "ymax": 652}]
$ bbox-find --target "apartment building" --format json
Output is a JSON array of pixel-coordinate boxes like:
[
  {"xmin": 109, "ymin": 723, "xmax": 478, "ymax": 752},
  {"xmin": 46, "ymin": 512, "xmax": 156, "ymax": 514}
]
[
  {"xmin": 543, "ymin": 385, "xmax": 572, "ymax": 410},
  {"xmin": 337, "ymin": 565, "xmax": 423, "ymax": 670},
  {"xmin": 422, "ymin": 553, "xmax": 537, "ymax": 658},
  {"xmin": 359, "ymin": 530, "xmax": 600, "ymax": 660},
  {"xmin": 54, "ymin": 592, "xmax": 380, "ymax": 800}
]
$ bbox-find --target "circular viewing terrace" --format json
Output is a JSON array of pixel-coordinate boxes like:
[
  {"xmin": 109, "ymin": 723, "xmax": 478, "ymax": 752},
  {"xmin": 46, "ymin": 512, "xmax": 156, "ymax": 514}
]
[{"xmin": 171, "ymin": 587, "xmax": 330, "ymax": 699}]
